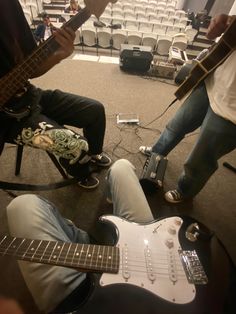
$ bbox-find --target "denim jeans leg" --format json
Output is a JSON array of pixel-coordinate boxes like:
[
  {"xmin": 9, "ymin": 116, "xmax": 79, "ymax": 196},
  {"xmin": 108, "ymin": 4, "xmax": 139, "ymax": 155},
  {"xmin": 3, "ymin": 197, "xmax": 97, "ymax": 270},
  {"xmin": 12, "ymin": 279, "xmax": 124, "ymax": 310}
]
[
  {"xmin": 152, "ymin": 84, "xmax": 210, "ymax": 156},
  {"xmin": 7, "ymin": 194, "xmax": 88, "ymax": 313},
  {"xmin": 177, "ymin": 106, "xmax": 236, "ymax": 198},
  {"xmin": 106, "ymin": 159, "xmax": 154, "ymax": 223}
]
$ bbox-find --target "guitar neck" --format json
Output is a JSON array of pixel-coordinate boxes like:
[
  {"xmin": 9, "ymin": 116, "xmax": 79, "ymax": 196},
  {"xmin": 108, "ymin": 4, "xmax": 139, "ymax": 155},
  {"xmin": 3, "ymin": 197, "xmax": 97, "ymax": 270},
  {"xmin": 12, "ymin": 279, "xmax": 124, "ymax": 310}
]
[
  {"xmin": 0, "ymin": 235, "xmax": 119, "ymax": 274},
  {"xmin": 0, "ymin": 7, "xmax": 91, "ymax": 106}
]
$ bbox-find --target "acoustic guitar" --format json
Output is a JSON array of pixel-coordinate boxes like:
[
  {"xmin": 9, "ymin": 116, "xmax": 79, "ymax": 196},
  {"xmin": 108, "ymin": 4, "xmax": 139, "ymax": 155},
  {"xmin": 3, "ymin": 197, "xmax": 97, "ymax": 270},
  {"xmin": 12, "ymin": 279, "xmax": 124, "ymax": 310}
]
[
  {"xmin": 0, "ymin": 215, "xmax": 233, "ymax": 314},
  {"xmin": 0, "ymin": 0, "xmax": 117, "ymax": 118},
  {"xmin": 175, "ymin": 16, "xmax": 236, "ymax": 100}
]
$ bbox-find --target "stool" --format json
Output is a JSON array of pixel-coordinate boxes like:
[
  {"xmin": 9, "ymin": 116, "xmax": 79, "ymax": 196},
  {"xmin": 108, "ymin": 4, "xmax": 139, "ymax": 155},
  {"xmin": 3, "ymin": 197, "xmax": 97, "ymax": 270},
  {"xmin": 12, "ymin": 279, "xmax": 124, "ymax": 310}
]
[
  {"xmin": 223, "ymin": 162, "xmax": 236, "ymax": 174},
  {"xmin": 15, "ymin": 144, "xmax": 68, "ymax": 178}
]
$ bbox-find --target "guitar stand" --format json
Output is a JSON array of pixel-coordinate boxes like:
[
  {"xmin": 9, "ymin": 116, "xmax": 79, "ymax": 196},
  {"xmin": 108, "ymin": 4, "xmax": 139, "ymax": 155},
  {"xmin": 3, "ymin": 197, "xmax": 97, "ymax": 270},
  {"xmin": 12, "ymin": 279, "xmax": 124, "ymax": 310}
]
[{"xmin": 223, "ymin": 162, "xmax": 236, "ymax": 174}]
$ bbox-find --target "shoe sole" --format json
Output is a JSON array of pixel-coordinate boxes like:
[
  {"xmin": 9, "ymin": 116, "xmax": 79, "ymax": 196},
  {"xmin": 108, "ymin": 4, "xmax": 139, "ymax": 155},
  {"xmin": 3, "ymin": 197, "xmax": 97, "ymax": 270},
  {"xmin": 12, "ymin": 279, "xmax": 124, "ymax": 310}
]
[
  {"xmin": 78, "ymin": 178, "xmax": 99, "ymax": 189},
  {"xmin": 90, "ymin": 159, "xmax": 112, "ymax": 167}
]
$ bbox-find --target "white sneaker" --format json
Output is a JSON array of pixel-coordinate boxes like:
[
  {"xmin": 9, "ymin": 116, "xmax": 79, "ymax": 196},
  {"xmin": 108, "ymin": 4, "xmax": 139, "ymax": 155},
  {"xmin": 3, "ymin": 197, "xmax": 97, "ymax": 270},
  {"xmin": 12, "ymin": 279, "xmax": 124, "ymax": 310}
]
[
  {"xmin": 139, "ymin": 146, "xmax": 152, "ymax": 156},
  {"xmin": 164, "ymin": 190, "xmax": 184, "ymax": 203}
]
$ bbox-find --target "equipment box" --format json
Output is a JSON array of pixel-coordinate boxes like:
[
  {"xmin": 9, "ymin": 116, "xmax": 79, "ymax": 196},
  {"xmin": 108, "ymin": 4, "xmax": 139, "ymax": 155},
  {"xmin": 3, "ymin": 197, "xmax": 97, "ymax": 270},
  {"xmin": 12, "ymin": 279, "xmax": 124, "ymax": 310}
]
[
  {"xmin": 120, "ymin": 44, "xmax": 153, "ymax": 72},
  {"xmin": 152, "ymin": 61, "xmax": 176, "ymax": 79}
]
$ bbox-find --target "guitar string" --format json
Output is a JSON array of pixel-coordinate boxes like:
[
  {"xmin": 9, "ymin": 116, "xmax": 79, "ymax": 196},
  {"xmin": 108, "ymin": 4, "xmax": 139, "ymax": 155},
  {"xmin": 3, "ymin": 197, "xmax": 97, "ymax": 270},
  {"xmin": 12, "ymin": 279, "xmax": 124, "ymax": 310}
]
[
  {"xmin": 0, "ymin": 246, "xmax": 188, "ymax": 278},
  {"xmin": 0, "ymin": 8, "xmax": 88, "ymax": 105}
]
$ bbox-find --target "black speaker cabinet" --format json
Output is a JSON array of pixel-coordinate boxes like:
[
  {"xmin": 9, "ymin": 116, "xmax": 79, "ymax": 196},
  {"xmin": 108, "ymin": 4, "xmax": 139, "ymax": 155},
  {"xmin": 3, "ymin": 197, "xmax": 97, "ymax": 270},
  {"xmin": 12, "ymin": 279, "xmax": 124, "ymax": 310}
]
[{"xmin": 119, "ymin": 44, "xmax": 153, "ymax": 72}]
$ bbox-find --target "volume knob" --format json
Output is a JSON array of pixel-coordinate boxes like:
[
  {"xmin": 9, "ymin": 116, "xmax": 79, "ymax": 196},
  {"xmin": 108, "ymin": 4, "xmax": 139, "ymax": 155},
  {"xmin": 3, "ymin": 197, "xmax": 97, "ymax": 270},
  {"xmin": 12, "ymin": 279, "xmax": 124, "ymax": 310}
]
[
  {"xmin": 168, "ymin": 226, "xmax": 176, "ymax": 235},
  {"xmin": 165, "ymin": 238, "xmax": 174, "ymax": 249}
]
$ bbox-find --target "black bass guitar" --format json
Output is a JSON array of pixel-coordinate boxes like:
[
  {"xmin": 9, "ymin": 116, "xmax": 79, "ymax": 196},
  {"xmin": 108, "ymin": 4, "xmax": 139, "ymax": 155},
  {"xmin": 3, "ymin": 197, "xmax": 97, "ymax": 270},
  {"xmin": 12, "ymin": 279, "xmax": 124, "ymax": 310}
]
[
  {"xmin": 0, "ymin": 215, "xmax": 233, "ymax": 314},
  {"xmin": 0, "ymin": 0, "xmax": 116, "ymax": 118}
]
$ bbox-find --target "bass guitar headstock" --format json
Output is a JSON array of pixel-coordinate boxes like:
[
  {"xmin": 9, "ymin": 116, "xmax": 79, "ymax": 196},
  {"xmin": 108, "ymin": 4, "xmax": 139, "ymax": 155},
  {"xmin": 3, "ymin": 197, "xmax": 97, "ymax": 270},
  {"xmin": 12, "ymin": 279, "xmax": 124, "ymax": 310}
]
[{"xmin": 84, "ymin": 0, "xmax": 117, "ymax": 18}]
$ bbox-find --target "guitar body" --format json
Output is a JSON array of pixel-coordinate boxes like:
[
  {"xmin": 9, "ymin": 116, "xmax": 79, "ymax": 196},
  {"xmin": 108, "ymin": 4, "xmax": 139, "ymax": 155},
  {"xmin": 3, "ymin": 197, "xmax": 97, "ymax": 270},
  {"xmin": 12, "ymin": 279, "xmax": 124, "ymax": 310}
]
[
  {"xmin": 175, "ymin": 17, "xmax": 236, "ymax": 100},
  {"xmin": 0, "ymin": 216, "xmax": 233, "ymax": 313},
  {"xmin": 70, "ymin": 216, "xmax": 232, "ymax": 314}
]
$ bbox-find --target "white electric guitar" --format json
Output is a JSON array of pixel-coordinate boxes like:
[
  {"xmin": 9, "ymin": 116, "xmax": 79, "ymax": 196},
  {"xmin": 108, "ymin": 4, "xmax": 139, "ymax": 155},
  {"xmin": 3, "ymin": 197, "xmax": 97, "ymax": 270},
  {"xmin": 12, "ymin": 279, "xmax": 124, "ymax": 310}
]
[{"xmin": 1, "ymin": 215, "xmax": 231, "ymax": 314}]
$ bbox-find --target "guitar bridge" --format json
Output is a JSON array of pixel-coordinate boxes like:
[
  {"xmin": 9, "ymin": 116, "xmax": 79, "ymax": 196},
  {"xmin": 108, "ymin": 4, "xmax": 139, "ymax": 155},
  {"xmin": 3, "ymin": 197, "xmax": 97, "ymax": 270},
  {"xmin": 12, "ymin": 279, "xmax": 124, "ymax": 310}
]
[{"xmin": 179, "ymin": 250, "xmax": 208, "ymax": 285}]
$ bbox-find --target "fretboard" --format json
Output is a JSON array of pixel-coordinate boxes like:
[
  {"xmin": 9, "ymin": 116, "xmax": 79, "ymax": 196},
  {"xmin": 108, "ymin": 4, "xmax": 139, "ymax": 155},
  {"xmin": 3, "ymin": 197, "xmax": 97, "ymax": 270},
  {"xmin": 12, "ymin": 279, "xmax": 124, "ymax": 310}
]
[
  {"xmin": 0, "ymin": 7, "xmax": 91, "ymax": 107},
  {"xmin": 0, "ymin": 235, "xmax": 120, "ymax": 274}
]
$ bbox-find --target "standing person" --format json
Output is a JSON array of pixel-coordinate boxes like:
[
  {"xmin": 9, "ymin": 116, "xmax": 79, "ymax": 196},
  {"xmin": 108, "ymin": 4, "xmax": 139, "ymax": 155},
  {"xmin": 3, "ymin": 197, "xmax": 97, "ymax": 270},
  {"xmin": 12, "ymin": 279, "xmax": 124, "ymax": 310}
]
[
  {"xmin": 139, "ymin": 14, "xmax": 236, "ymax": 203},
  {"xmin": 6, "ymin": 159, "xmax": 154, "ymax": 313},
  {"xmin": 0, "ymin": 0, "xmax": 111, "ymax": 189}
]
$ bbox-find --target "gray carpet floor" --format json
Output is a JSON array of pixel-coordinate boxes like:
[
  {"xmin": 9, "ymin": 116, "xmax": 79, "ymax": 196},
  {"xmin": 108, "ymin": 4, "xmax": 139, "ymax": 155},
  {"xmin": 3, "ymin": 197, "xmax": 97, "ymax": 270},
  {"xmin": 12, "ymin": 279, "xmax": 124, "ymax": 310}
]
[{"xmin": 0, "ymin": 55, "xmax": 235, "ymax": 313}]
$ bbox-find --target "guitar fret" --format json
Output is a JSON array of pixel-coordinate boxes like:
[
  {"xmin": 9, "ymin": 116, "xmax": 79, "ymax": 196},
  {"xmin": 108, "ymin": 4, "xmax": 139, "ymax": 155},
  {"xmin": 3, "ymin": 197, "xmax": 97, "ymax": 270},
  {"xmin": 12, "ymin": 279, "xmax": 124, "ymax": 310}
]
[
  {"xmin": 3, "ymin": 237, "xmax": 18, "ymax": 255},
  {"xmin": 22, "ymin": 239, "xmax": 35, "ymax": 259},
  {"xmin": 55, "ymin": 242, "xmax": 66, "ymax": 263},
  {"xmin": 55, "ymin": 242, "xmax": 71, "ymax": 263},
  {"xmin": 30, "ymin": 240, "xmax": 43, "ymax": 261},
  {"xmin": 0, "ymin": 236, "xmax": 7, "ymax": 247},
  {"xmin": 45, "ymin": 241, "xmax": 59, "ymax": 263},
  {"xmin": 0, "ymin": 236, "xmax": 120, "ymax": 274},
  {"xmin": 89, "ymin": 245, "xmax": 96, "ymax": 268},
  {"xmin": 95, "ymin": 245, "xmax": 102, "ymax": 270},
  {"xmin": 39, "ymin": 240, "xmax": 51, "ymax": 262},
  {"xmin": 70, "ymin": 243, "xmax": 78, "ymax": 266},
  {"xmin": 64, "ymin": 242, "xmax": 72, "ymax": 264}
]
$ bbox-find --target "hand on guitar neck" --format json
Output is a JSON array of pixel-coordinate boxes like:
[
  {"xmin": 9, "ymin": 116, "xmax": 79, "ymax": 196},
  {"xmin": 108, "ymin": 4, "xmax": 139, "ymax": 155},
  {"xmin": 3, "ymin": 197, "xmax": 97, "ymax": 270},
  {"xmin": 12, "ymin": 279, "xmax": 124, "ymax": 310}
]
[{"xmin": 32, "ymin": 27, "xmax": 76, "ymax": 78}]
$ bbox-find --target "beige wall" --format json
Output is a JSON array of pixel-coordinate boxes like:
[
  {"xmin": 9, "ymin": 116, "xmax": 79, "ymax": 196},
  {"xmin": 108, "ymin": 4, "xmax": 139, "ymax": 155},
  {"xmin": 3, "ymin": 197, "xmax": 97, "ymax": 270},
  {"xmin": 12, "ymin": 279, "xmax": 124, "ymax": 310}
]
[
  {"xmin": 183, "ymin": 0, "xmax": 234, "ymax": 15},
  {"xmin": 210, "ymin": 0, "xmax": 234, "ymax": 16}
]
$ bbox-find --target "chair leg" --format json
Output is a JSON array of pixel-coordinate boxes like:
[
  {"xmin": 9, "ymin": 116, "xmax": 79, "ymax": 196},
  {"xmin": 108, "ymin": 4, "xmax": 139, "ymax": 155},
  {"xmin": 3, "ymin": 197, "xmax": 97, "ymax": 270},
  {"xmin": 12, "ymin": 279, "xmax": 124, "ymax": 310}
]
[
  {"xmin": 15, "ymin": 145, "xmax": 24, "ymax": 176},
  {"xmin": 46, "ymin": 152, "xmax": 68, "ymax": 179}
]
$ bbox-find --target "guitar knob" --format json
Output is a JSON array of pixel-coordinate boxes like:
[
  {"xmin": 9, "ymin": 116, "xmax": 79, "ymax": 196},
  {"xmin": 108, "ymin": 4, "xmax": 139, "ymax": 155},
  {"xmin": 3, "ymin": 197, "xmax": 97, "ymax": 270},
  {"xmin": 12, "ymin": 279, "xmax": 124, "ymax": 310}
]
[
  {"xmin": 174, "ymin": 217, "xmax": 182, "ymax": 226},
  {"xmin": 165, "ymin": 238, "xmax": 174, "ymax": 248},
  {"xmin": 168, "ymin": 226, "xmax": 176, "ymax": 235}
]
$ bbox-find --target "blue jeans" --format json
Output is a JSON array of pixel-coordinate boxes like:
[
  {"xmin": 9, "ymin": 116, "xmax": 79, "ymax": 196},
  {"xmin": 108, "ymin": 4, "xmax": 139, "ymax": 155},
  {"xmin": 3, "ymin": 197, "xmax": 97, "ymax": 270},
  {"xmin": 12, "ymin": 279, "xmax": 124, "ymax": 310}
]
[
  {"xmin": 7, "ymin": 159, "xmax": 154, "ymax": 313},
  {"xmin": 152, "ymin": 84, "xmax": 236, "ymax": 198}
]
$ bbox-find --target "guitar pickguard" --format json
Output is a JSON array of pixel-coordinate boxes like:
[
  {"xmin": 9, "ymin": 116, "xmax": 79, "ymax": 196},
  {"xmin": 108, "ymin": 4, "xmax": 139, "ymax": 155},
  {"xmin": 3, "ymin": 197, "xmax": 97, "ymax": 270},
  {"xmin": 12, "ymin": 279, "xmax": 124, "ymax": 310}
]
[{"xmin": 99, "ymin": 216, "xmax": 205, "ymax": 304}]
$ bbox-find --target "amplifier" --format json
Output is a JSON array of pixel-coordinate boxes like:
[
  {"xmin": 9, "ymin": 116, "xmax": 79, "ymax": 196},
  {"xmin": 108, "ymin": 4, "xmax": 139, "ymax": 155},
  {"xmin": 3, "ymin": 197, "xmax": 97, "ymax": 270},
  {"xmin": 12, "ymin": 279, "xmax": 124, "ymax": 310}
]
[
  {"xmin": 139, "ymin": 153, "xmax": 168, "ymax": 193},
  {"xmin": 151, "ymin": 61, "xmax": 176, "ymax": 79},
  {"xmin": 120, "ymin": 44, "xmax": 153, "ymax": 72}
]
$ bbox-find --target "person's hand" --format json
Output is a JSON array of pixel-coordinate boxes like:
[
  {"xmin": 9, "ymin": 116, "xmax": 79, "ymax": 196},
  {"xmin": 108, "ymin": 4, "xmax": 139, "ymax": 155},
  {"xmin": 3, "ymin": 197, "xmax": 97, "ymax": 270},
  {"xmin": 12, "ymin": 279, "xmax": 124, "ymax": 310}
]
[
  {"xmin": 53, "ymin": 27, "xmax": 76, "ymax": 61},
  {"xmin": 206, "ymin": 14, "xmax": 231, "ymax": 40},
  {"xmin": 0, "ymin": 297, "xmax": 24, "ymax": 314}
]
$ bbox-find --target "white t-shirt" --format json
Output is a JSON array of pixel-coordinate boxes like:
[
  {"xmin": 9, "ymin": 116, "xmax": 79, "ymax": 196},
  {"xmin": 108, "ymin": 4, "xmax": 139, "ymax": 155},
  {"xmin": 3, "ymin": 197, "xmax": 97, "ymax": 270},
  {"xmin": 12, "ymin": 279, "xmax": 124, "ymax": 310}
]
[
  {"xmin": 205, "ymin": 50, "xmax": 236, "ymax": 124},
  {"xmin": 44, "ymin": 26, "xmax": 52, "ymax": 41}
]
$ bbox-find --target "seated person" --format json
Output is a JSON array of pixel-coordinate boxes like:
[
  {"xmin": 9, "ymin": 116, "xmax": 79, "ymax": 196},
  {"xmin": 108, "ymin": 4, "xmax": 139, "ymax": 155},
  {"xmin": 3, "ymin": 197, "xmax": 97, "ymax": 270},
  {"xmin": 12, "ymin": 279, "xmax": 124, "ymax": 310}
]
[
  {"xmin": 6, "ymin": 159, "xmax": 154, "ymax": 313},
  {"xmin": 1, "ymin": 0, "xmax": 111, "ymax": 189},
  {"xmin": 34, "ymin": 13, "xmax": 56, "ymax": 43},
  {"xmin": 64, "ymin": 0, "xmax": 81, "ymax": 13}
]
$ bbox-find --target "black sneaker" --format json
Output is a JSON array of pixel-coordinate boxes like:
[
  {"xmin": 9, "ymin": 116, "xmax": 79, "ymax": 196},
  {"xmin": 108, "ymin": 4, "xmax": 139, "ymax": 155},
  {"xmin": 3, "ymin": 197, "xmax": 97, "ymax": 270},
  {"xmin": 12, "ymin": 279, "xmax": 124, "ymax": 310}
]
[
  {"xmin": 91, "ymin": 153, "xmax": 112, "ymax": 167},
  {"xmin": 164, "ymin": 190, "xmax": 184, "ymax": 203},
  {"xmin": 78, "ymin": 176, "xmax": 99, "ymax": 189}
]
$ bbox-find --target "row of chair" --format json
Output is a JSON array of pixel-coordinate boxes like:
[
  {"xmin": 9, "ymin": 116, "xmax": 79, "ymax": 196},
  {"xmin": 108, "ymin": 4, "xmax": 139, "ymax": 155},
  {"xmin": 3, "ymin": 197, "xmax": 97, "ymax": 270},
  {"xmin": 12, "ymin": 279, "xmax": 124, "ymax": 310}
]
[{"xmin": 75, "ymin": 27, "xmax": 190, "ymax": 56}]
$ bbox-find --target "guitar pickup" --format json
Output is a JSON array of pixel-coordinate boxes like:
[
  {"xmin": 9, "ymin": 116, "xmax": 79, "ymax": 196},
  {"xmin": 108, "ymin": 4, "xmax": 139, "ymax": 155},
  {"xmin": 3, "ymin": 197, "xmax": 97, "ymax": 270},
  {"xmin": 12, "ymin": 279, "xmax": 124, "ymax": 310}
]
[{"xmin": 179, "ymin": 250, "xmax": 208, "ymax": 285}]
